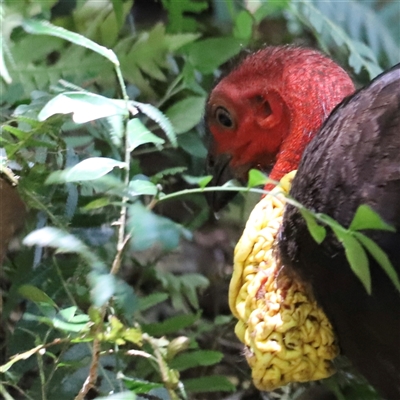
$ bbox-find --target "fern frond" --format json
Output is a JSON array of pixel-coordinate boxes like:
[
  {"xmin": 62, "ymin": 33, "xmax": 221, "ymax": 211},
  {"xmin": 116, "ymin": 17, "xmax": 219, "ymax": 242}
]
[
  {"xmin": 312, "ymin": 0, "xmax": 399, "ymax": 66},
  {"xmin": 115, "ymin": 23, "xmax": 199, "ymax": 97},
  {"xmin": 8, "ymin": 53, "xmax": 112, "ymax": 97},
  {"xmin": 291, "ymin": 0, "xmax": 384, "ymax": 78},
  {"xmin": 131, "ymin": 101, "xmax": 176, "ymax": 147}
]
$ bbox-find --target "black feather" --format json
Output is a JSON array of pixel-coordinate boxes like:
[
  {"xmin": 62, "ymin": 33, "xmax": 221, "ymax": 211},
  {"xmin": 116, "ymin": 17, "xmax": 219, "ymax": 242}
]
[{"xmin": 279, "ymin": 63, "xmax": 400, "ymax": 400}]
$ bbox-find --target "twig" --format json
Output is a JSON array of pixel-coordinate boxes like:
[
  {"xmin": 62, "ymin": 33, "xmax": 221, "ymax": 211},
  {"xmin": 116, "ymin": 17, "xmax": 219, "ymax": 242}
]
[
  {"xmin": 75, "ymin": 62, "xmax": 132, "ymax": 399},
  {"xmin": 74, "ymin": 329, "xmax": 101, "ymax": 400}
]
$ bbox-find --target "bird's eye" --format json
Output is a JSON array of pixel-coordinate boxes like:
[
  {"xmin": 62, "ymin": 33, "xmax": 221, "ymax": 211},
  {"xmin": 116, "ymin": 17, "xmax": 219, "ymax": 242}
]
[{"xmin": 215, "ymin": 107, "xmax": 233, "ymax": 128}]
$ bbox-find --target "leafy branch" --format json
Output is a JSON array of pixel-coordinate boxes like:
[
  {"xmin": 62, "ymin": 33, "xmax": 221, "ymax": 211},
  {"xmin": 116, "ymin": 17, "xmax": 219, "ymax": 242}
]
[{"xmin": 156, "ymin": 169, "xmax": 400, "ymax": 296}]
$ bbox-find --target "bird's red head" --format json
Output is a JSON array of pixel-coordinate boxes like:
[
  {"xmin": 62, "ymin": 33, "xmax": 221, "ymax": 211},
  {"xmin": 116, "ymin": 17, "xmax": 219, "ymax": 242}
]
[{"xmin": 206, "ymin": 46, "xmax": 355, "ymax": 210}]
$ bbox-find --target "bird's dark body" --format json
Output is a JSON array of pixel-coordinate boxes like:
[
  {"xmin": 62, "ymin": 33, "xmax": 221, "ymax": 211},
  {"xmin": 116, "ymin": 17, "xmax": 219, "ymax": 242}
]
[{"xmin": 279, "ymin": 64, "xmax": 400, "ymax": 400}]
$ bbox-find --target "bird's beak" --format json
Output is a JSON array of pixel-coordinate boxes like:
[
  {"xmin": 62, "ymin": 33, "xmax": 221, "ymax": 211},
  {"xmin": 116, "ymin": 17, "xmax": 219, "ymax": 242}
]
[{"xmin": 205, "ymin": 152, "xmax": 239, "ymax": 212}]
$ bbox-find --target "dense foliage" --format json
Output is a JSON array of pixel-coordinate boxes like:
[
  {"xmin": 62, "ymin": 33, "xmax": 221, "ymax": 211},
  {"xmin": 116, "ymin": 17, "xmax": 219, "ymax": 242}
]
[{"xmin": 0, "ymin": 1, "xmax": 399, "ymax": 399}]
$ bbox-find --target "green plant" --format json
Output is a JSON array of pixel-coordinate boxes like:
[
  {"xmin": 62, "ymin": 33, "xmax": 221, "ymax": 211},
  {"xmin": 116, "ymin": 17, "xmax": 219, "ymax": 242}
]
[{"xmin": 0, "ymin": 1, "xmax": 398, "ymax": 400}]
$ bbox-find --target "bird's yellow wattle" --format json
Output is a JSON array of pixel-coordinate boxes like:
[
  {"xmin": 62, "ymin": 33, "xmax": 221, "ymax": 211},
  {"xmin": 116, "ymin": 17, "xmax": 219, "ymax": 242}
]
[{"xmin": 229, "ymin": 171, "xmax": 338, "ymax": 391}]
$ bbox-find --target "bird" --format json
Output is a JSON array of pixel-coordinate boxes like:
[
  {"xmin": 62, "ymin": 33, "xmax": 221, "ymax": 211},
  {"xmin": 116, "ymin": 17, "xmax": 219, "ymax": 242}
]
[
  {"xmin": 205, "ymin": 45, "xmax": 400, "ymax": 399},
  {"xmin": 206, "ymin": 46, "xmax": 354, "ymax": 211}
]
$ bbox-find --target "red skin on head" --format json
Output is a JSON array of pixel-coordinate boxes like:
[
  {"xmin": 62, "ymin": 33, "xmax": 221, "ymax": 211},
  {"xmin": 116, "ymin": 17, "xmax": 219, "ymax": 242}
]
[{"xmin": 207, "ymin": 46, "xmax": 355, "ymax": 189}]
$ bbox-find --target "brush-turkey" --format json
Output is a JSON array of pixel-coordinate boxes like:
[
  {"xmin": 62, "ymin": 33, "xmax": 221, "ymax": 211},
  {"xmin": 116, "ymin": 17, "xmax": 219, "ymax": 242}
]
[{"xmin": 205, "ymin": 46, "xmax": 400, "ymax": 399}]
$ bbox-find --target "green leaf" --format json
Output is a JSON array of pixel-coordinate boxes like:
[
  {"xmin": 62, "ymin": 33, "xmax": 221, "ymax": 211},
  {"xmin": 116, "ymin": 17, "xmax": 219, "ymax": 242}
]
[
  {"xmin": 128, "ymin": 202, "xmax": 189, "ymax": 251},
  {"xmin": 58, "ymin": 306, "xmax": 78, "ymax": 321},
  {"xmin": 349, "ymin": 204, "xmax": 395, "ymax": 232},
  {"xmin": 38, "ymin": 92, "xmax": 128, "ymax": 124},
  {"xmin": 247, "ymin": 169, "xmax": 269, "ymax": 188},
  {"xmin": 81, "ymin": 197, "xmax": 111, "ymax": 211},
  {"xmin": 111, "ymin": 0, "xmax": 124, "ymax": 28},
  {"xmin": 128, "ymin": 179, "xmax": 158, "ymax": 197},
  {"xmin": 142, "ymin": 313, "xmax": 200, "ymax": 336},
  {"xmin": 88, "ymin": 272, "xmax": 117, "ymax": 307},
  {"xmin": 233, "ymin": 10, "xmax": 253, "ymax": 42},
  {"xmin": 180, "ymin": 273, "xmax": 209, "ymax": 309},
  {"xmin": 23, "ymin": 19, "xmax": 119, "ymax": 65},
  {"xmin": 254, "ymin": 0, "xmax": 290, "ymax": 22},
  {"xmin": 49, "ymin": 157, "xmax": 126, "ymax": 183},
  {"xmin": 23, "ymin": 227, "xmax": 88, "ymax": 254},
  {"xmin": 138, "ymin": 293, "xmax": 169, "ymax": 312},
  {"xmin": 182, "ymin": 174, "xmax": 212, "ymax": 188},
  {"xmin": 182, "ymin": 375, "xmax": 235, "ymax": 393},
  {"xmin": 123, "ymin": 327, "xmax": 143, "ymax": 345},
  {"xmin": 177, "ymin": 131, "xmax": 207, "ymax": 158},
  {"xmin": 331, "ymin": 227, "xmax": 371, "ymax": 294},
  {"xmin": 300, "ymin": 209, "xmax": 327, "ymax": 244},
  {"xmin": 165, "ymin": 32, "xmax": 200, "ymax": 51},
  {"xmin": 153, "ymin": 166, "xmax": 188, "ymax": 183},
  {"xmin": 165, "ymin": 96, "xmax": 206, "ymax": 134},
  {"xmin": 131, "ymin": 101, "xmax": 176, "ymax": 147},
  {"xmin": 114, "ymin": 279, "xmax": 139, "ymax": 317},
  {"xmin": 23, "ymin": 227, "xmax": 105, "ymax": 270},
  {"xmin": 161, "ymin": 0, "xmax": 208, "ymax": 33},
  {"xmin": 198, "ymin": 175, "xmax": 213, "ymax": 189},
  {"xmin": 354, "ymin": 232, "xmax": 400, "ymax": 292},
  {"xmin": 127, "ymin": 118, "xmax": 165, "ymax": 151},
  {"xmin": 182, "ymin": 37, "xmax": 243, "ymax": 74},
  {"xmin": 53, "ymin": 307, "xmax": 90, "ymax": 333},
  {"xmin": 122, "ymin": 377, "xmax": 163, "ymax": 394},
  {"xmin": 18, "ymin": 285, "xmax": 57, "ymax": 308},
  {"xmin": 170, "ymin": 350, "xmax": 223, "ymax": 371}
]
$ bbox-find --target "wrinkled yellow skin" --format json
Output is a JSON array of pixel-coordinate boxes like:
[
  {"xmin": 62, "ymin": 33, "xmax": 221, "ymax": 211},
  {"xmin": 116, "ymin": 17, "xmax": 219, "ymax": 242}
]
[{"xmin": 229, "ymin": 171, "xmax": 338, "ymax": 391}]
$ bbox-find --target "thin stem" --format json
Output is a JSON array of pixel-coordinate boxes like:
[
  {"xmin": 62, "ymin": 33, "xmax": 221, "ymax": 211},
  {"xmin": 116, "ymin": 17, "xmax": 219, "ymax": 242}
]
[
  {"xmin": 0, "ymin": 383, "xmax": 14, "ymax": 400},
  {"xmin": 115, "ymin": 66, "xmax": 129, "ymax": 101},
  {"xmin": 156, "ymin": 75, "xmax": 184, "ymax": 108},
  {"xmin": 75, "ymin": 63, "xmax": 131, "ymax": 400},
  {"xmin": 74, "ymin": 332, "xmax": 102, "ymax": 400},
  {"xmin": 156, "ymin": 185, "xmax": 268, "ymax": 203},
  {"xmin": 54, "ymin": 257, "xmax": 77, "ymax": 306},
  {"xmin": 37, "ymin": 351, "xmax": 47, "ymax": 400},
  {"xmin": 0, "ymin": 382, "xmax": 36, "ymax": 400},
  {"xmin": 23, "ymin": 190, "xmax": 64, "ymax": 229},
  {"xmin": 109, "ymin": 120, "xmax": 131, "ymax": 276}
]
